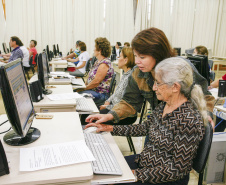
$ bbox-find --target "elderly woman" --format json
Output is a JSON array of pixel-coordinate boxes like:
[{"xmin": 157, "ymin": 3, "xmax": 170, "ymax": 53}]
[
  {"xmin": 85, "ymin": 58, "xmax": 206, "ymax": 185},
  {"xmin": 86, "ymin": 27, "xmax": 215, "ymax": 129},
  {"xmin": 99, "ymin": 47, "xmax": 136, "ymax": 125},
  {"xmin": 77, "ymin": 37, "xmax": 114, "ymax": 107}
]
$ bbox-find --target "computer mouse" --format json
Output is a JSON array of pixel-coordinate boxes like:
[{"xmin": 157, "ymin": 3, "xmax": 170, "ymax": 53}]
[{"xmin": 84, "ymin": 127, "xmax": 98, "ymax": 134}]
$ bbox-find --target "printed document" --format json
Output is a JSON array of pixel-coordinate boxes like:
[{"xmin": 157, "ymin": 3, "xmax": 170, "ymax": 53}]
[
  {"xmin": 46, "ymin": 92, "xmax": 83, "ymax": 100},
  {"xmin": 20, "ymin": 140, "xmax": 95, "ymax": 171}
]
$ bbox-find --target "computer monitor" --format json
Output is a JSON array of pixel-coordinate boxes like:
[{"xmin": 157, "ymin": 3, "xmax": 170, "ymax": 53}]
[
  {"xmin": 53, "ymin": 44, "xmax": 57, "ymax": 57},
  {"xmin": 57, "ymin": 44, "xmax": 59, "ymax": 54},
  {"xmin": 37, "ymin": 52, "xmax": 52, "ymax": 94},
  {"xmin": 9, "ymin": 42, "xmax": 11, "ymax": 52},
  {"xmin": 0, "ymin": 59, "xmax": 40, "ymax": 146},
  {"xmin": 174, "ymin": 47, "xmax": 181, "ymax": 56},
  {"xmin": 46, "ymin": 45, "xmax": 51, "ymax": 61},
  {"xmin": 187, "ymin": 55, "xmax": 210, "ymax": 85},
  {"xmin": 2, "ymin": 43, "xmax": 8, "ymax": 54},
  {"xmin": 185, "ymin": 48, "xmax": 195, "ymax": 56}
]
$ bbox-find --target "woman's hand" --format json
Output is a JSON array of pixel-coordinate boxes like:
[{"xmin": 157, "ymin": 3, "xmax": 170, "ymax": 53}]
[
  {"xmin": 75, "ymin": 88, "xmax": 85, "ymax": 92},
  {"xmin": 84, "ymin": 123, "xmax": 113, "ymax": 133},
  {"xmin": 99, "ymin": 105, "xmax": 107, "ymax": 110},
  {"xmin": 208, "ymin": 86, "xmax": 213, "ymax": 90},
  {"xmin": 86, "ymin": 114, "xmax": 114, "ymax": 124}
]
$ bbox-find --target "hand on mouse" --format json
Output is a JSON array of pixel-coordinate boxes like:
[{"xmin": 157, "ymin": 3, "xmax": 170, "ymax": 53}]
[{"xmin": 85, "ymin": 123, "xmax": 113, "ymax": 133}]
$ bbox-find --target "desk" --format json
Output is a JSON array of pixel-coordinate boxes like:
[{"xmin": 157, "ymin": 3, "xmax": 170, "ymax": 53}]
[
  {"xmin": 33, "ymin": 85, "xmax": 77, "ymax": 113},
  {"xmin": 212, "ymin": 56, "xmax": 226, "ymax": 60},
  {"xmin": 49, "ymin": 60, "xmax": 68, "ymax": 72},
  {"xmin": 112, "ymin": 61, "xmax": 123, "ymax": 82},
  {"xmin": 0, "ymin": 113, "xmax": 135, "ymax": 184},
  {"xmin": 0, "ymin": 113, "xmax": 93, "ymax": 185},
  {"xmin": 0, "ymin": 61, "xmax": 6, "ymax": 66},
  {"xmin": 72, "ymin": 78, "xmax": 86, "ymax": 89},
  {"xmin": 212, "ymin": 59, "xmax": 226, "ymax": 77}
]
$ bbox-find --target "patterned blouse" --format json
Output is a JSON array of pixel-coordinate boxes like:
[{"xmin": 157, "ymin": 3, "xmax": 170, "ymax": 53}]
[
  {"xmin": 111, "ymin": 101, "xmax": 205, "ymax": 183},
  {"xmin": 106, "ymin": 69, "xmax": 134, "ymax": 112},
  {"xmin": 87, "ymin": 58, "xmax": 114, "ymax": 94}
]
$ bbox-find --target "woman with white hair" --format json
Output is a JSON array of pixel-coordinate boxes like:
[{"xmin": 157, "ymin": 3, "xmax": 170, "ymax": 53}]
[{"xmin": 85, "ymin": 57, "xmax": 206, "ymax": 185}]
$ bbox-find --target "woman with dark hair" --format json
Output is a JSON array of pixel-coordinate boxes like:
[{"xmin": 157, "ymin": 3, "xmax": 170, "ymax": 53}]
[
  {"xmin": 77, "ymin": 37, "xmax": 114, "ymax": 107},
  {"xmin": 86, "ymin": 27, "xmax": 215, "ymax": 128}
]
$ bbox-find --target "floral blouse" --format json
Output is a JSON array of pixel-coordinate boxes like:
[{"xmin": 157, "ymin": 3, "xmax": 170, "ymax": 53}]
[{"xmin": 87, "ymin": 58, "xmax": 114, "ymax": 94}]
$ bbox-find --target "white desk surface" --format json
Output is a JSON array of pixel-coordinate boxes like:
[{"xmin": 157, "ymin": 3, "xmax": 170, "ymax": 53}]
[
  {"xmin": 0, "ymin": 61, "xmax": 6, "ymax": 66},
  {"xmin": 0, "ymin": 113, "xmax": 135, "ymax": 184},
  {"xmin": 33, "ymin": 85, "xmax": 77, "ymax": 112},
  {"xmin": 49, "ymin": 59, "xmax": 67, "ymax": 65},
  {"xmin": 0, "ymin": 113, "xmax": 93, "ymax": 185},
  {"xmin": 72, "ymin": 78, "xmax": 86, "ymax": 89}
]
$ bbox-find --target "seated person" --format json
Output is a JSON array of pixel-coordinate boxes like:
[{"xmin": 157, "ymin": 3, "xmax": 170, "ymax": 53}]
[
  {"xmin": 208, "ymin": 73, "xmax": 226, "ymax": 132},
  {"xmin": 124, "ymin": 42, "xmax": 130, "ymax": 47},
  {"xmin": 28, "ymin": 40, "xmax": 37, "ymax": 65},
  {"xmin": 112, "ymin": 42, "xmax": 122, "ymax": 58},
  {"xmin": 64, "ymin": 40, "xmax": 81, "ymax": 65},
  {"xmin": 66, "ymin": 42, "xmax": 90, "ymax": 77},
  {"xmin": 0, "ymin": 36, "xmax": 24, "ymax": 63},
  {"xmin": 76, "ymin": 37, "xmax": 114, "ymax": 107},
  {"xmin": 20, "ymin": 45, "xmax": 30, "ymax": 69},
  {"xmin": 85, "ymin": 57, "xmax": 206, "ymax": 185},
  {"xmin": 100, "ymin": 47, "xmax": 136, "ymax": 125}
]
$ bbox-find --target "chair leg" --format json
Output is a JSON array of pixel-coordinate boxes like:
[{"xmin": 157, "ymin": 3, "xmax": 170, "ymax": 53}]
[
  {"xmin": 25, "ymin": 70, "xmax": 30, "ymax": 80},
  {"xmin": 32, "ymin": 67, "xmax": 35, "ymax": 74},
  {"xmin": 198, "ymin": 172, "xmax": 203, "ymax": 185},
  {"xmin": 126, "ymin": 137, "xmax": 133, "ymax": 152},
  {"xmin": 127, "ymin": 136, "xmax": 136, "ymax": 154}
]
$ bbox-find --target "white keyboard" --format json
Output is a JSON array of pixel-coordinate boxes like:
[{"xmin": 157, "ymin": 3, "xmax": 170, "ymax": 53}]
[
  {"xmin": 76, "ymin": 98, "xmax": 93, "ymax": 112},
  {"xmin": 84, "ymin": 133, "xmax": 122, "ymax": 175}
]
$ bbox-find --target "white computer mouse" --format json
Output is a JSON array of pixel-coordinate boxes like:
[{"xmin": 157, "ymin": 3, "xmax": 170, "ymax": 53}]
[{"xmin": 84, "ymin": 127, "xmax": 98, "ymax": 134}]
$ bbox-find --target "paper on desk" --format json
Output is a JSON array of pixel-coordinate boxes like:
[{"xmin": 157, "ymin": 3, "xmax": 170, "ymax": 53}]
[
  {"xmin": 46, "ymin": 93, "xmax": 83, "ymax": 100},
  {"xmin": 50, "ymin": 72, "xmax": 65, "ymax": 75},
  {"xmin": 20, "ymin": 140, "xmax": 95, "ymax": 171},
  {"xmin": 209, "ymin": 88, "xmax": 218, "ymax": 93}
]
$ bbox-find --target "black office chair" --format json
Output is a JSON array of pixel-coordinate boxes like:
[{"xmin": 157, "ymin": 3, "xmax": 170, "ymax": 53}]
[
  {"xmin": 90, "ymin": 56, "xmax": 97, "ymax": 67},
  {"xmin": 192, "ymin": 121, "xmax": 213, "ymax": 185},
  {"xmin": 73, "ymin": 59, "xmax": 92, "ymax": 82},
  {"xmin": 108, "ymin": 72, "xmax": 117, "ymax": 96},
  {"xmin": 28, "ymin": 55, "xmax": 35, "ymax": 74},
  {"xmin": 126, "ymin": 99, "xmax": 147, "ymax": 154}
]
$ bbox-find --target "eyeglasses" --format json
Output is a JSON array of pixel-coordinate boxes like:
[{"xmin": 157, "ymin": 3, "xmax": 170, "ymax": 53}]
[{"xmin": 153, "ymin": 80, "xmax": 169, "ymax": 88}]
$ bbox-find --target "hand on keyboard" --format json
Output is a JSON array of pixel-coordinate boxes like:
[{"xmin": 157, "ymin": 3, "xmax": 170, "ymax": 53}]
[{"xmin": 85, "ymin": 123, "xmax": 113, "ymax": 133}]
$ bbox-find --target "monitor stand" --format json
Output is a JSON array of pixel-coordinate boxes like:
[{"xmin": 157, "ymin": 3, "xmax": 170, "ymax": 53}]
[
  {"xmin": 43, "ymin": 88, "xmax": 52, "ymax": 95},
  {"xmin": 3, "ymin": 127, "xmax": 41, "ymax": 146}
]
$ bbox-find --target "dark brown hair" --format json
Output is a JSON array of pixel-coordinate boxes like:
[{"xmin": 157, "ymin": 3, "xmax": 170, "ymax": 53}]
[
  {"xmin": 195, "ymin": 46, "xmax": 208, "ymax": 56},
  {"xmin": 78, "ymin": 42, "xmax": 86, "ymax": 51},
  {"xmin": 124, "ymin": 42, "xmax": 130, "ymax": 47},
  {"xmin": 11, "ymin": 36, "xmax": 23, "ymax": 46},
  {"xmin": 31, "ymin": 40, "xmax": 37, "ymax": 46},
  {"xmin": 131, "ymin": 27, "xmax": 175, "ymax": 65},
  {"xmin": 121, "ymin": 47, "xmax": 135, "ymax": 69},
  {"xmin": 95, "ymin": 37, "xmax": 111, "ymax": 57}
]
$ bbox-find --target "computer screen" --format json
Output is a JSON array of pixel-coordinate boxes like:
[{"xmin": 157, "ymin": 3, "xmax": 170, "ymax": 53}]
[
  {"xmin": 174, "ymin": 47, "xmax": 181, "ymax": 56},
  {"xmin": 0, "ymin": 59, "xmax": 40, "ymax": 146},
  {"xmin": 187, "ymin": 55, "xmax": 210, "ymax": 85},
  {"xmin": 53, "ymin": 44, "xmax": 57, "ymax": 57},
  {"xmin": 46, "ymin": 45, "xmax": 51, "ymax": 61},
  {"xmin": 185, "ymin": 48, "xmax": 195, "ymax": 56},
  {"xmin": 57, "ymin": 44, "xmax": 59, "ymax": 54},
  {"xmin": 2, "ymin": 43, "xmax": 8, "ymax": 54},
  {"xmin": 37, "ymin": 52, "xmax": 52, "ymax": 94}
]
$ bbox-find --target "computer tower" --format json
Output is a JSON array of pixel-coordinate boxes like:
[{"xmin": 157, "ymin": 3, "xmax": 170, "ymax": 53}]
[
  {"xmin": 29, "ymin": 80, "xmax": 44, "ymax": 102},
  {"xmin": 218, "ymin": 80, "xmax": 226, "ymax": 97},
  {"xmin": 0, "ymin": 140, "xmax": 9, "ymax": 176}
]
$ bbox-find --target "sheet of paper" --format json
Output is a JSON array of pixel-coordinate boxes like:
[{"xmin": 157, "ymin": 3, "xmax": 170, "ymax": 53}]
[
  {"xmin": 46, "ymin": 93, "xmax": 83, "ymax": 100},
  {"xmin": 50, "ymin": 72, "xmax": 65, "ymax": 75},
  {"xmin": 209, "ymin": 88, "xmax": 218, "ymax": 93},
  {"xmin": 20, "ymin": 140, "xmax": 95, "ymax": 171}
]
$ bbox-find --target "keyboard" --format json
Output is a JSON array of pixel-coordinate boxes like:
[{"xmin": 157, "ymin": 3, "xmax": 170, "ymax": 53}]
[
  {"xmin": 84, "ymin": 133, "xmax": 122, "ymax": 175},
  {"xmin": 76, "ymin": 98, "xmax": 93, "ymax": 112}
]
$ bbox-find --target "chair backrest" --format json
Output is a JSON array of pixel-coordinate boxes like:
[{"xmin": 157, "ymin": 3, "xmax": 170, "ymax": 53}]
[
  {"xmin": 139, "ymin": 99, "xmax": 147, "ymax": 124},
  {"xmin": 91, "ymin": 56, "xmax": 97, "ymax": 66},
  {"xmin": 193, "ymin": 122, "xmax": 213, "ymax": 173},
  {"xmin": 34, "ymin": 54, "xmax": 38, "ymax": 64},
  {"xmin": 29, "ymin": 55, "xmax": 33, "ymax": 66},
  {"xmin": 108, "ymin": 72, "xmax": 116, "ymax": 96},
  {"xmin": 85, "ymin": 59, "xmax": 91, "ymax": 72}
]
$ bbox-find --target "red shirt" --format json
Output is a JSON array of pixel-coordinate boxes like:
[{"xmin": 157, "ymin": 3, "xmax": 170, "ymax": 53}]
[
  {"xmin": 222, "ymin": 74, "xmax": 226, "ymax": 80},
  {"xmin": 29, "ymin": 47, "xmax": 37, "ymax": 64}
]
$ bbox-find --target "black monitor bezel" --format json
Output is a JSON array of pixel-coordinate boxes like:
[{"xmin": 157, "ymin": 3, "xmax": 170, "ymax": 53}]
[
  {"xmin": 2, "ymin": 43, "xmax": 8, "ymax": 54},
  {"xmin": 37, "ymin": 52, "xmax": 49, "ymax": 89},
  {"xmin": 0, "ymin": 59, "xmax": 35, "ymax": 137}
]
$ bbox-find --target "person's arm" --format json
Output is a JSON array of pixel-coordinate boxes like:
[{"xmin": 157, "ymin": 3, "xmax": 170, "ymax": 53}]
[
  {"xmin": 209, "ymin": 79, "xmax": 221, "ymax": 89},
  {"xmin": 134, "ymin": 117, "xmax": 204, "ymax": 183},
  {"xmin": 85, "ymin": 63, "xmax": 109, "ymax": 90},
  {"xmin": 67, "ymin": 57, "xmax": 79, "ymax": 63},
  {"xmin": 3, "ymin": 55, "xmax": 10, "ymax": 60},
  {"xmin": 75, "ymin": 61, "xmax": 86, "ymax": 69},
  {"xmin": 62, "ymin": 52, "xmax": 76, "ymax": 60}
]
